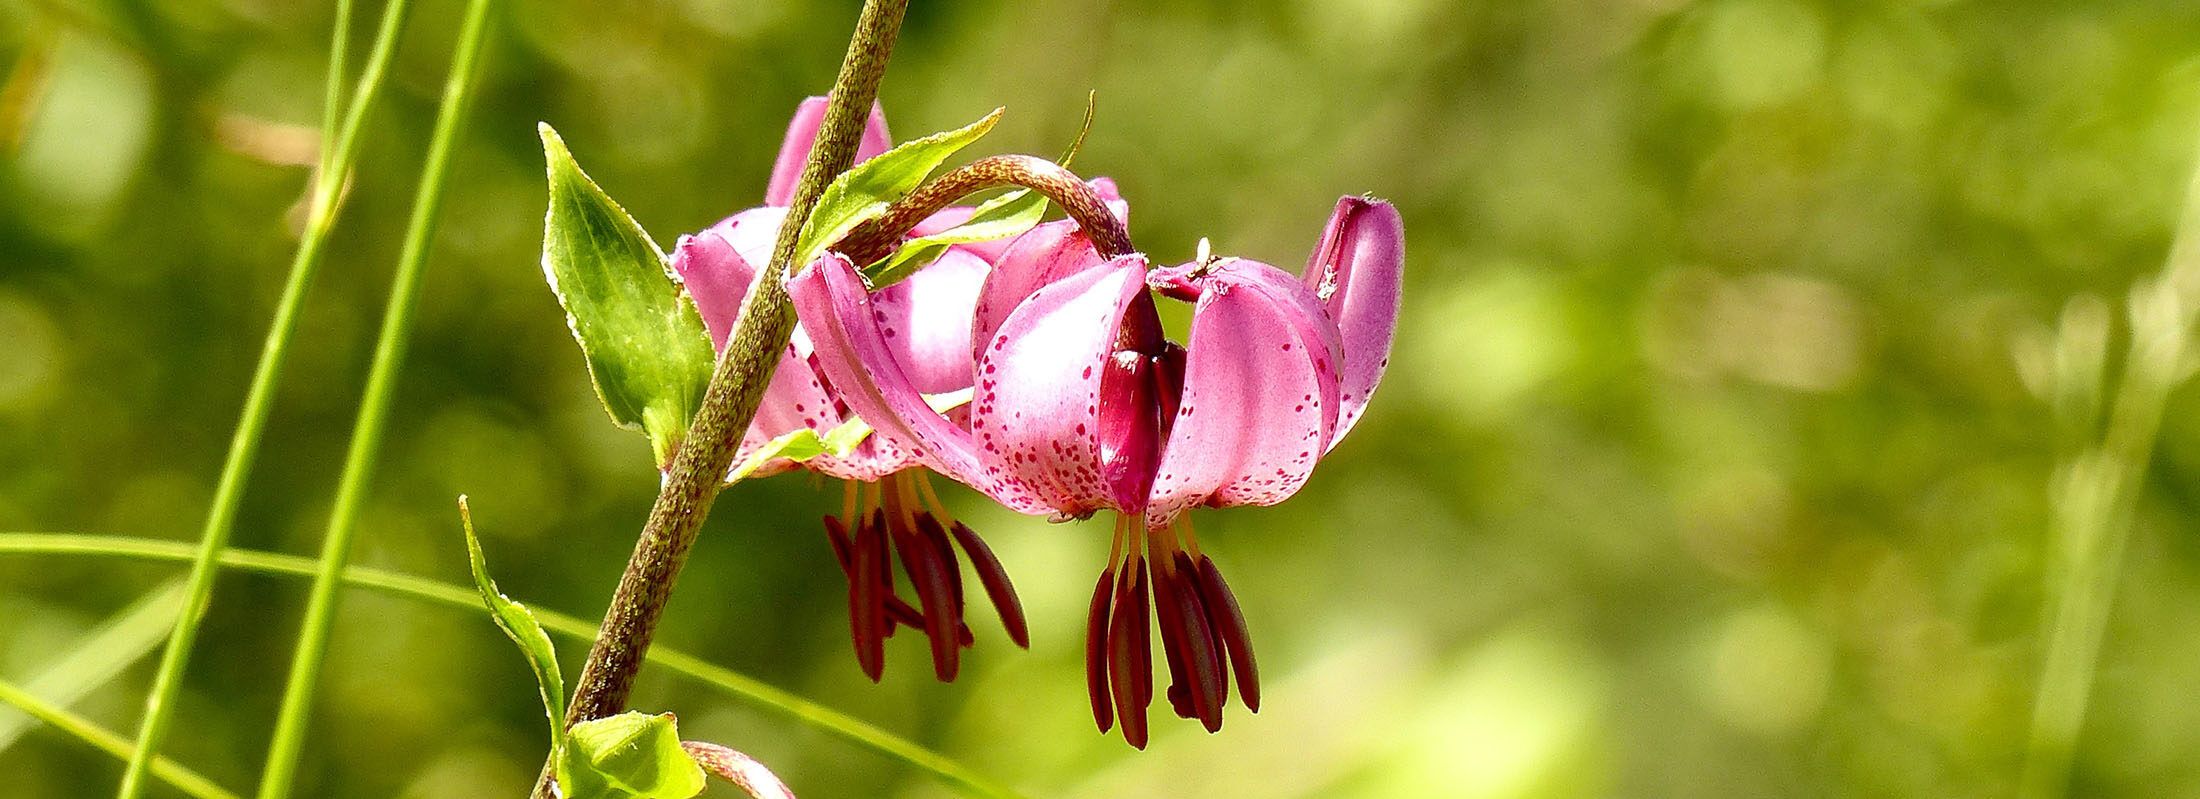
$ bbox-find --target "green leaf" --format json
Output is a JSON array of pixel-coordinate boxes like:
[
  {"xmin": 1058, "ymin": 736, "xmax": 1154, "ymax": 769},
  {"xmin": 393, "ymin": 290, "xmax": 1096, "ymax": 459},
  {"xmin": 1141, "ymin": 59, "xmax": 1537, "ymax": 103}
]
[
  {"xmin": 538, "ymin": 123, "xmax": 716, "ymax": 466},
  {"xmin": 795, "ymin": 108, "xmax": 1005, "ymax": 270},
  {"xmin": 857, "ymin": 96, "xmax": 1099, "ymax": 289},
  {"xmin": 724, "ymin": 429, "xmax": 826, "ymax": 484},
  {"xmin": 723, "ymin": 417, "xmax": 880, "ymax": 485},
  {"xmin": 556, "ymin": 712, "xmax": 707, "ymax": 799},
  {"xmin": 860, "ymin": 187, "xmax": 1049, "ymax": 288},
  {"xmin": 819, "ymin": 417, "xmax": 874, "ymax": 455},
  {"xmin": 460, "ymin": 497, "xmax": 565, "ymax": 750}
]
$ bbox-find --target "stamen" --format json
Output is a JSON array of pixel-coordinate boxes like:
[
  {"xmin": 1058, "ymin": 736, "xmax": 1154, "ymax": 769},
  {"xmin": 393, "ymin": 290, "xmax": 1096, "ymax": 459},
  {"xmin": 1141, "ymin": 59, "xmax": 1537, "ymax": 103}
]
[
  {"xmin": 849, "ymin": 512, "xmax": 888, "ymax": 682},
  {"xmin": 1108, "ymin": 553, "xmax": 1153, "ymax": 750},
  {"xmin": 1173, "ymin": 550, "xmax": 1226, "ymax": 731},
  {"xmin": 1085, "ymin": 566, "xmax": 1117, "ymax": 733},
  {"xmin": 822, "ymin": 515, "xmax": 852, "ymax": 571},
  {"xmin": 914, "ymin": 471, "xmax": 960, "ymax": 531},
  {"xmin": 948, "ymin": 520, "xmax": 1029, "ymax": 648},
  {"xmin": 1151, "ymin": 524, "xmax": 1224, "ymax": 732},
  {"xmin": 914, "ymin": 513, "xmax": 968, "ymax": 621},
  {"xmin": 1194, "ymin": 554, "xmax": 1259, "ymax": 712},
  {"xmin": 1175, "ymin": 513, "xmax": 1204, "ymax": 559},
  {"xmin": 841, "ymin": 479, "xmax": 861, "ymax": 530},
  {"xmin": 890, "ymin": 506, "xmax": 962, "ymax": 681}
]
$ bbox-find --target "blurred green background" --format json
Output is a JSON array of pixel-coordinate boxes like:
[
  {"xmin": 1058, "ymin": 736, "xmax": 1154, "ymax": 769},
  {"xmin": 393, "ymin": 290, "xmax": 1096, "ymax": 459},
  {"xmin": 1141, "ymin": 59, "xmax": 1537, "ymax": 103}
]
[{"xmin": 7, "ymin": 0, "xmax": 2200, "ymax": 796}]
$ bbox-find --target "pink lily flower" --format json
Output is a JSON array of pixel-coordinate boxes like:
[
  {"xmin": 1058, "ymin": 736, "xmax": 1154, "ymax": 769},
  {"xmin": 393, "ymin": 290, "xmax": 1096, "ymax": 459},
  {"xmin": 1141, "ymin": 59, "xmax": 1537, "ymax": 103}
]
[
  {"xmin": 671, "ymin": 97, "xmax": 1028, "ymax": 683},
  {"xmin": 788, "ymin": 195, "xmax": 1404, "ymax": 747}
]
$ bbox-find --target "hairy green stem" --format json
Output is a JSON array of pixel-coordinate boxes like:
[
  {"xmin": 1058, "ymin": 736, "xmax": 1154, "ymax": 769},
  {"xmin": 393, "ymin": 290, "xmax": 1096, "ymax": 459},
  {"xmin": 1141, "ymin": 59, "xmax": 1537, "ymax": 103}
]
[
  {"xmin": 0, "ymin": 533, "xmax": 1026, "ymax": 799},
  {"xmin": 2018, "ymin": 136, "xmax": 2200, "ymax": 799},
  {"xmin": 115, "ymin": 1, "xmax": 417, "ymax": 795},
  {"xmin": 836, "ymin": 154, "xmax": 1134, "ymax": 264},
  {"xmin": 537, "ymin": 2, "xmax": 909, "ymax": 795},
  {"xmin": 256, "ymin": 2, "xmax": 496, "ymax": 796},
  {"xmin": 0, "ymin": 678, "xmax": 241, "ymax": 799}
]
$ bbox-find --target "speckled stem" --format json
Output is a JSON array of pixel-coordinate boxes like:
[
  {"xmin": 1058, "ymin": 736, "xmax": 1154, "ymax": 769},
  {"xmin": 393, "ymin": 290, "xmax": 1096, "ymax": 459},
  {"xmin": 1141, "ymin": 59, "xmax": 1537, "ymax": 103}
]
[
  {"xmin": 836, "ymin": 154, "xmax": 1136, "ymax": 264},
  {"xmin": 531, "ymin": 1, "xmax": 907, "ymax": 796}
]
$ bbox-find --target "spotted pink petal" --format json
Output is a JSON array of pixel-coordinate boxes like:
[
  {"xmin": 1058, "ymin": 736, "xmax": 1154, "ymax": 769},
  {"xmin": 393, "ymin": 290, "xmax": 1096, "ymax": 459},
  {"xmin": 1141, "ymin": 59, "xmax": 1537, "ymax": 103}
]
[
  {"xmin": 970, "ymin": 220, "xmax": 1106, "ymax": 362},
  {"xmin": 970, "ymin": 259, "xmax": 1149, "ymax": 519},
  {"xmin": 1144, "ymin": 259, "xmax": 1345, "ymax": 527},
  {"xmin": 869, "ymin": 247, "xmax": 989, "ymax": 394},
  {"xmin": 766, "ymin": 96, "xmax": 893, "ymax": 207},
  {"xmin": 1302, "ymin": 196, "xmax": 1402, "ymax": 444},
  {"xmin": 790, "ymin": 255, "xmax": 1056, "ymax": 515}
]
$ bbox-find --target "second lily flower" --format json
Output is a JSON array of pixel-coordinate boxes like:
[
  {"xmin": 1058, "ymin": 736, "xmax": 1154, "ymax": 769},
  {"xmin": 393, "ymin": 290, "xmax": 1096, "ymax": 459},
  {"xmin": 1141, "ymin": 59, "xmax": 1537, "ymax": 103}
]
[{"xmin": 791, "ymin": 180, "xmax": 1404, "ymax": 746}]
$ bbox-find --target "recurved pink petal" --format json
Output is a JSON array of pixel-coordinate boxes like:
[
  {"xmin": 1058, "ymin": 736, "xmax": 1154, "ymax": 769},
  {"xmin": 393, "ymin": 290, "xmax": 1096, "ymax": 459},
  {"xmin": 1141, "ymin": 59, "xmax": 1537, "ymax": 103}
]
[
  {"xmin": 970, "ymin": 258, "xmax": 1149, "ymax": 519},
  {"xmin": 1144, "ymin": 258, "xmax": 1345, "ymax": 527},
  {"xmin": 1302, "ymin": 196, "xmax": 1402, "ymax": 443},
  {"xmin": 970, "ymin": 220, "xmax": 1106, "ymax": 362},
  {"xmin": 789, "ymin": 255, "xmax": 1055, "ymax": 515},
  {"xmin": 868, "ymin": 247, "xmax": 989, "ymax": 394},
  {"xmin": 671, "ymin": 224, "xmax": 754, "ymax": 351},
  {"xmin": 767, "ymin": 96, "xmax": 893, "ymax": 207}
]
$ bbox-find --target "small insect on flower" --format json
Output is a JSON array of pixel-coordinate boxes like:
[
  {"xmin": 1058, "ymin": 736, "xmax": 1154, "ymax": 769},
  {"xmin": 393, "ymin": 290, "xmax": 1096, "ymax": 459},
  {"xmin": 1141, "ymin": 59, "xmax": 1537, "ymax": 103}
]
[
  {"xmin": 670, "ymin": 97, "xmax": 1054, "ymax": 682},
  {"xmin": 791, "ymin": 186, "xmax": 1403, "ymax": 746}
]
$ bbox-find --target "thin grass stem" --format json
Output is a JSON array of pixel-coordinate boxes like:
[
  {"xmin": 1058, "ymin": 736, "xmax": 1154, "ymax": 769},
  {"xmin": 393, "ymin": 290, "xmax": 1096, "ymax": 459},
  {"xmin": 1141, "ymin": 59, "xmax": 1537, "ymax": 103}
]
[
  {"xmin": 0, "ymin": 678, "xmax": 241, "ymax": 799},
  {"xmin": 115, "ymin": 0, "xmax": 418, "ymax": 795},
  {"xmin": 254, "ymin": 1, "xmax": 497, "ymax": 796},
  {"xmin": 0, "ymin": 532, "xmax": 1028, "ymax": 799}
]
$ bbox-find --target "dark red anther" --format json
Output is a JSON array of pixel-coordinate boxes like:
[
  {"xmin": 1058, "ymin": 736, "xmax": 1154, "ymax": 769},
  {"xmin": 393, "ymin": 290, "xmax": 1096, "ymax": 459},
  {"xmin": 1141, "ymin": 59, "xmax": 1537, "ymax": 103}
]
[
  {"xmin": 914, "ymin": 514, "xmax": 966, "ymax": 617},
  {"xmin": 848, "ymin": 514, "xmax": 888, "ymax": 682},
  {"xmin": 1149, "ymin": 557, "xmax": 1200, "ymax": 723},
  {"xmin": 1162, "ymin": 553, "xmax": 1225, "ymax": 731},
  {"xmin": 1085, "ymin": 568, "xmax": 1118, "ymax": 733},
  {"xmin": 1196, "ymin": 555, "xmax": 1258, "ymax": 712},
  {"xmin": 823, "ymin": 515, "xmax": 853, "ymax": 573},
  {"xmin": 949, "ymin": 521, "xmax": 1029, "ymax": 648},
  {"xmin": 1082, "ymin": 567, "xmax": 1117, "ymax": 735},
  {"xmin": 890, "ymin": 514, "xmax": 962, "ymax": 681},
  {"xmin": 1108, "ymin": 556, "xmax": 1153, "ymax": 749},
  {"xmin": 1181, "ymin": 552, "xmax": 1229, "ymax": 705}
]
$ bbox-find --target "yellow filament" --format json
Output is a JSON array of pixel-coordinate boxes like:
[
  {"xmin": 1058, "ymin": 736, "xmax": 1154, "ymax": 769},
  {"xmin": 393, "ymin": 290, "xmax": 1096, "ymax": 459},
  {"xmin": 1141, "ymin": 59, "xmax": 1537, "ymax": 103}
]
[{"xmin": 914, "ymin": 471, "xmax": 959, "ymax": 530}]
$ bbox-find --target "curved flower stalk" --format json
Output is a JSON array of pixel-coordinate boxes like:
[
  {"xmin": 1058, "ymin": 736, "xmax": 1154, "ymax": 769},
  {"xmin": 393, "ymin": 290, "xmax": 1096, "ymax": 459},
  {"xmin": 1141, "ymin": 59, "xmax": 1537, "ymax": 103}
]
[
  {"xmin": 790, "ymin": 191, "xmax": 1404, "ymax": 747},
  {"xmin": 671, "ymin": 97, "xmax": 1033, "ymax": 683}
]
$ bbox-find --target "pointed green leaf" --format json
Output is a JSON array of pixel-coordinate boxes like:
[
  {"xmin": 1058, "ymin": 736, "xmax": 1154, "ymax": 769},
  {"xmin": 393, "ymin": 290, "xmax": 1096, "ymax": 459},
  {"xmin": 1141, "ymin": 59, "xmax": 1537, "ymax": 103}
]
[
  {"xmin": 556, "ymin": 712, "xmax": 708, "ymax": 799},
  {"xmin": 860, "ymin": 187, "xmax": 1049, "ymax": 288},
  {"xmin": 460, "ymin": 497, "xmax": 565, "ymax": 750},
  {"xmin": 724, "ymin": 429, "xmax": 826, "ymax": 484},
  {"xmin": 858, "ymin": 98, "xmax": 1098, "ymax": 288},
  {"xmin": 795, "ymin": 108, "xmax": 1005, "ymax": 269},
  {"xmin": 538, "ymin": 123, "xmax": 715, "ymax": 465},
  {"xmin": 819, "ymin": 417, "xmax": 873, "ymax": 456}
]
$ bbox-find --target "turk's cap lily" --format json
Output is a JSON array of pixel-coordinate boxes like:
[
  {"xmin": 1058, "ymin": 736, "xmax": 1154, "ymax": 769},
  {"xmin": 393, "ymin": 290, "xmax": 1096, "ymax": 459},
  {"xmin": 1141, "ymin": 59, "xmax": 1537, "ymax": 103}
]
[
  {"xmin": 790, "ymin": 193, "xmax": 1402, "ymax": 746},
  {"xmin": 787, "ymin": 195, "xmax": 1404, "ymax": 525}
]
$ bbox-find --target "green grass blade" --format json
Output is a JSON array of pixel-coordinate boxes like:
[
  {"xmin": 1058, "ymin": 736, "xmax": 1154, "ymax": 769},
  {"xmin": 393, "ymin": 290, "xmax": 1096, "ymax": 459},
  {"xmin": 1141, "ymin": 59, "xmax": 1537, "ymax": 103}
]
[
  {"xmin": 256, "ymin": 2, "xmax": 497, "ymax": 796},
  {"xmin": 2018, "ymin": 137, "xmax": 2200, "ymax": 799},
  {"xmin": 316, "ymin": 0, "xmax": 353, "ymax": 177},
  {"xmin": 0, "ymin": 678, "xmax": 241, "ymax": 799},
  {"xmin": 0, "ymin": 533, "xmax": 1029, "ymax": 799},
  {"xmin": 0, "ymin": 579, "xmax": 185, "ymax": 752},
  {"xmin": 116, "ymin": 0, "xmax": 419, "ymax": 794}
]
